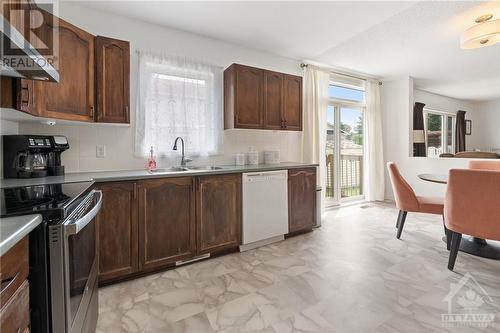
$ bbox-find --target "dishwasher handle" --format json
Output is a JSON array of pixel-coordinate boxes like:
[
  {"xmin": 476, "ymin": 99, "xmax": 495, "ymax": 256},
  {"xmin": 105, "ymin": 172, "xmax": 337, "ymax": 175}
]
[{"xmin": 243, "ymin": 170, "xmax": 287, "ymax": 182}]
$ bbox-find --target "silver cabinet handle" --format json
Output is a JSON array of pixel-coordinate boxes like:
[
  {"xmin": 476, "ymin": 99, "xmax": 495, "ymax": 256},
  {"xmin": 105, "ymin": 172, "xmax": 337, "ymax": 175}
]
[{"xmin": 64, "ymin": 190, "xmax": 102, "ymax": 235}]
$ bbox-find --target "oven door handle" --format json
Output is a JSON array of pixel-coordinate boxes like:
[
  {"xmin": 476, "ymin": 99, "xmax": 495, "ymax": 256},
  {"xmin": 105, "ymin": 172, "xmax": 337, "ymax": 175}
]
[{"xmin": 64, "ymin": 190, "xmax": 102, "ymax": 235}]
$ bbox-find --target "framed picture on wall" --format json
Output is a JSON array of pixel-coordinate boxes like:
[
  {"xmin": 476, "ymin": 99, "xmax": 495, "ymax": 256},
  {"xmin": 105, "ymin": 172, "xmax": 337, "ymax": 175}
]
[{"xmin": 465, "ymin": 120, "xmax": 472, "ymax": 135}]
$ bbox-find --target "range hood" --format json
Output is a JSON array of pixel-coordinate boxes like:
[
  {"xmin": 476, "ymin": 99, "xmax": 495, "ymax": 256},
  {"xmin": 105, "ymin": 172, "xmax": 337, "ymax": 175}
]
[{"xmin": 1, "ymin": 15, "xmax": 59, "ymax": 82}]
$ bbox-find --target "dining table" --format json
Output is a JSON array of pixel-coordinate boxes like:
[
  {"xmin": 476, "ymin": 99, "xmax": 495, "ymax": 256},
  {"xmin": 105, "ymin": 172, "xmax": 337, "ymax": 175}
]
[{"xmin": 418, "ymin": 173, "xmax": 500, "ymax": 260}]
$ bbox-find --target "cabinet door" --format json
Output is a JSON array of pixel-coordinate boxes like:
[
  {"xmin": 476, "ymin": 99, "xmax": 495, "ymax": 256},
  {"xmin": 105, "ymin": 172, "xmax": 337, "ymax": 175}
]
[
  {"xmin": 235, "ymin": 65, "xmax": 264, "ymax": 128},
  {"xmin": 138, "ymin": 177, "xmax": 196, "ymax": 271},
  {"xmin": 95, "ymin": 36, "xmax": 130, "ymax": 123},
  {"xmin": 0, "ymin": 78, "xmax": 38, "ymax": 115},
  {"xmin": 16, "ymin": 79, "xmax": 37, "ymax": 115},
  {"xmin": 288, "ymin": 168, "xmax": 316, "ymax": 233},
  {"xmin": 96, "ymin": 182, "xmax": 138, "ymax": 283},
  {"xmin": 0, "ymin": 237, "xmax": 28, "ymax": 308},
  {"xmin": 197, "ymin": 174, "xmax": 241, "ymax": 254},
  {"xmin": 36, "ymin": 14, "xmax": 94, "ymax": 121},
  {"xmin": 263, "ymin": 70, "xmax": 284, "ymax": 130},
  {"xmin": 283, "ymin": 74, "xmax": 303, "ymax": 131},
  {"xmin": 0, "ymin": 280, "xmax": 29, "ymax": 333}
]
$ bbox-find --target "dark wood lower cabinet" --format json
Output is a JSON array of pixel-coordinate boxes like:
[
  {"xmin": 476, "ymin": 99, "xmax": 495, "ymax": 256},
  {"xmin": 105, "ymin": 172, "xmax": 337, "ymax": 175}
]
[
  {"xmin": 96, "ymin": 169, "xmax": 315, "ymax": 284},
  {"xmin": 197, "ymin": 174, "xmax": 241, "ymax": 254},
  {"xmin": 288, "ymin": 168, "xmax": 317, "ymax": 233},
  {"xmin": 0, "ymin": 280, "xmax": 30, "ymax": 333},
  {"xmin": 96, "ymin": 182, "xmax": 138, "ymax": 283},
  {"xmin": 137, "ymin": 177, "xmax": 196, "ymax": 271},
  {"xmin": 0, "ymin": 237, "xmax": 30, "ymax": 333}
]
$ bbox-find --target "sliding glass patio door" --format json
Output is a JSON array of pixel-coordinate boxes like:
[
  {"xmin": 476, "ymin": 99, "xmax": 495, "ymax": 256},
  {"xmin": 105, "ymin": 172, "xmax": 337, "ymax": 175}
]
[{"xmin": 325, "ymin": 83, "xmax": 366, "ymax": 206}]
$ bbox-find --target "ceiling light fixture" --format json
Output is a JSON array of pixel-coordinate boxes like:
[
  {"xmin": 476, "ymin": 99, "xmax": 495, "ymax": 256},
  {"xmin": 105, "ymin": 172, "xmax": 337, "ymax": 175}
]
[{"xmin": 460, "ymin": 13, "xmax": 500, "ymax": 49}]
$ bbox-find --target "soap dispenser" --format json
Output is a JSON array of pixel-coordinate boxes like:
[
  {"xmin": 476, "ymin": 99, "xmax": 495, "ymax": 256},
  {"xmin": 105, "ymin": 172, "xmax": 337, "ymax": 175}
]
[{"xmin": 146, "ymin": 146, "xmax": 157, "ymax": 171}]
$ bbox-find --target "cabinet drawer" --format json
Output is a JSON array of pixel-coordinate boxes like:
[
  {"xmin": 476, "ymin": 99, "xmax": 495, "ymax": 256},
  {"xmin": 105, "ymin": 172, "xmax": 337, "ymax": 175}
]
[
  {"xmin": 0, "ymin": 237, "xmax": 29, "ymax": 308},
  {"xmin": 0, "ymin": 280, "xmax": 30, "ymax": 333}
]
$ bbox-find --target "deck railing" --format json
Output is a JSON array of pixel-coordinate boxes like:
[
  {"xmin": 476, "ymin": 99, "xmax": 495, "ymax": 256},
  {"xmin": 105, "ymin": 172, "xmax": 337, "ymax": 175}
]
[{"xmin": 326, "ymin": 154, "xmax": 363, "ymax": 198}]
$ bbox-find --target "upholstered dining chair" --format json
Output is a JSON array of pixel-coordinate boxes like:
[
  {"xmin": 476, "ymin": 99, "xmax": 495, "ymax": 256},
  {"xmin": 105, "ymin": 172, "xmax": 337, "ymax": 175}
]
[
  {"xmin": 445, "ymin": 166, "xmax": 500, "ymax": 270},
  {"xmin": 468, "ymin": 160, "xmax": 500, "ymax": 171},
  {"xmin": 387, "ymin": 162, "xmax": 444, "ymax": 239}
]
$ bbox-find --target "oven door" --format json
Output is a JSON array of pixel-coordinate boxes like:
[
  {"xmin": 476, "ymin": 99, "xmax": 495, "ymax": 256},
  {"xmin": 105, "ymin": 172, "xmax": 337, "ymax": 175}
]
[{"xmin": 49, "ymin": 189, "xmax": 102, "ymax": 333}]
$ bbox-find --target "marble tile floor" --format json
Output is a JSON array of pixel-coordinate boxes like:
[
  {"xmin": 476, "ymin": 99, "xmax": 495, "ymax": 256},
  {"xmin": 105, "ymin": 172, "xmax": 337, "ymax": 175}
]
[{"xmin": 97, "ymin": 202, "xmax": 500, "ymax": 333}]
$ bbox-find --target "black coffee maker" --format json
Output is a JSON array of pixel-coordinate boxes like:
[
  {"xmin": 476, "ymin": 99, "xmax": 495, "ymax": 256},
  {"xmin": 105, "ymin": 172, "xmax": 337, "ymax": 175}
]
[{"xmin": 2, "ymin": 135, "xmax": 69, "ymax": 178}]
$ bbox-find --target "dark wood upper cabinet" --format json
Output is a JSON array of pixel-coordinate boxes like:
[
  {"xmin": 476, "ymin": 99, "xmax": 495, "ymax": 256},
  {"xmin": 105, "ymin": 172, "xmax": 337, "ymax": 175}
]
[
  {"xmin": 288, "ymin": 168, "xmax": 316, "ymax": 234},
  {"xmin": 1, "ymin": 78, "xmax": 38, "ymax": 115},
  {"xmin": 96, "ymin": 182, "xmax": 138, "ymax": 284},
  {"xmin": 137, "ymin": 177, "xmax": 196, "ymax": 271},
  {"xmin": 35, "ymin": 14, "xmax": 94, "ymax": 122},
  {"xmin": 224, "ymin": 63, "xmax": 302, "ymax": 131},
  {"xmin": 263, "ymin": 71, "xmax": 284, "ymax": 130},
  {"xmin": 1, "ymin": 6, "xmax": 132, "ymax": 124},
  {"xmin": 225, "ymin": 64, "xmax": 264, "ymax": 129},
  {"xmin": 196, "ymin": 174, "xmax": 241, "ymax": 255},
  {"xmin": 16, "ymin": 79, "xmax": 37, "ymax": 115},
  {"xmin": 283, "ymin": 74, "xmax": 303, "ymax": 131},
  {"xmin": 95, "ymin": 36, "xmax": 130, "ymax": 123}
]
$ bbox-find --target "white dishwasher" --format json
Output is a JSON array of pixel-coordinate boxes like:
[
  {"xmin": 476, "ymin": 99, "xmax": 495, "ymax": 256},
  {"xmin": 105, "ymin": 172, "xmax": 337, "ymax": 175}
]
[{"xmin": 240, "ymin": 170, "xmax": 289, "ymax": 251}]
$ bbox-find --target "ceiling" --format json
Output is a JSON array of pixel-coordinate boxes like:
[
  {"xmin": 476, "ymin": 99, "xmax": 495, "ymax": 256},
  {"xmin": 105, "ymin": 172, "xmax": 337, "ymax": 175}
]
[
  {"xmin": 317, "ymin": 1, "xmax": 500, "ymax": 101},
  {"xmin": 77, "ymin": 1, "xmax": 500, "ymax": 101}
]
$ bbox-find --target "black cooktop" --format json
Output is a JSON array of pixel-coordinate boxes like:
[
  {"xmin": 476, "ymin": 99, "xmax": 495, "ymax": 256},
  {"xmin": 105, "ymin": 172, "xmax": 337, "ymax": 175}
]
[{"xmin": 0, "ymin": 181, "xmax": 94, "ymax": 220}]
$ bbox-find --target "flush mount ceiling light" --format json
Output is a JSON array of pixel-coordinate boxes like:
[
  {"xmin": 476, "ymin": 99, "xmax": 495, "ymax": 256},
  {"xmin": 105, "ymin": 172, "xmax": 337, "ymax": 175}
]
[{"xmin": 460, "ymin": 13, "xmax": 500, "ymax": 49}]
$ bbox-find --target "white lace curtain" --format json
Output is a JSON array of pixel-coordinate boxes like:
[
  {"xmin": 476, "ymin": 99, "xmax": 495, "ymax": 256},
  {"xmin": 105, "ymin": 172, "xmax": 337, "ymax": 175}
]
[{"xmin": 135, "ymin": 51, "xmax": 223, "ymax": 157}]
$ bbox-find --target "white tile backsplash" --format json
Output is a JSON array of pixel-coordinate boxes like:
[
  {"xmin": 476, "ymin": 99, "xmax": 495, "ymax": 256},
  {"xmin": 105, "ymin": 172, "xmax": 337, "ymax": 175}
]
[{"xmin": 16, "ymin": 123, "xmax": 302, "ymax": 173}]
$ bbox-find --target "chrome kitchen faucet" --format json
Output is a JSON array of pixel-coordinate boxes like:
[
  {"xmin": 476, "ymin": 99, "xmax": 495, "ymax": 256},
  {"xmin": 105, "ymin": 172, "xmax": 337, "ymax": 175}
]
[{"xmin": 172, "ymin": 137, "xmax": 192, "ymax": 167}]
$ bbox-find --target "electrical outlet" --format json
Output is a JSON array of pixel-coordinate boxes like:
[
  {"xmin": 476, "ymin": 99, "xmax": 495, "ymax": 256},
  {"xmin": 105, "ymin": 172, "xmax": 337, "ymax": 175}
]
[{"xmin": 96, "ymin": 145, "xmax": 106, "ymax": 158}]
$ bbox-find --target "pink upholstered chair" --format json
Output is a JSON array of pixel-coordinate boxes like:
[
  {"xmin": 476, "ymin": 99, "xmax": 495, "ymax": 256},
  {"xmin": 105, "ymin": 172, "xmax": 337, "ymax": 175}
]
[
  {"xmin": 468, "ymin": 160, "xmax": 500, "ymax": 171},
  {"xmin": 444, "ymin": 166, "xmax": 500, "ymax": 270},
  {"xmin": 387, "ymin": 162, "xmax": 444, "ymax": 239}
]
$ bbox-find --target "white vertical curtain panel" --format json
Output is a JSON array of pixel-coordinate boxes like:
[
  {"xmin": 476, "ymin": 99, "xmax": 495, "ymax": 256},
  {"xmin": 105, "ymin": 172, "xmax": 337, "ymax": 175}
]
[
  {"xmin": 302, "ymin": 65, "xmax": 330, "ymax": 206},
  {"xmin": 364, "ymin": 80, "xmax": 385, "ymax": 201},
  {"xmin": 135, "ymin": 51, "xmax": 223, "ymax": 157}
]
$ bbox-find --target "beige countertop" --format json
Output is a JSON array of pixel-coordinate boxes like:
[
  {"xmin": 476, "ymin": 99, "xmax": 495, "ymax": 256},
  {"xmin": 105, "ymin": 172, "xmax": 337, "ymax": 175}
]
[
  {"xmin": 0, "ymin": 214, "xmax": 42, "ymax": 256},
  {"xmin": 0, "ymin": 162, "xmax": 318, "ymax": 189}
]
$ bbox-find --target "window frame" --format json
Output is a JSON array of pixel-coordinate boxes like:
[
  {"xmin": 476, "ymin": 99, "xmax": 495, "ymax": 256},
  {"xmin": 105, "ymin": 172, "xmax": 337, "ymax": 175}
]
[
  {"xmin": 326, "ymin": 79, "xmax": 366, "ymax": 204},
  {"xmin": 328, "ymin": 81, "xmax": 366, "ymax": 107},
  {"xmin": 423, "ymin": 108, "xmax": 456, "ymax": 157}
]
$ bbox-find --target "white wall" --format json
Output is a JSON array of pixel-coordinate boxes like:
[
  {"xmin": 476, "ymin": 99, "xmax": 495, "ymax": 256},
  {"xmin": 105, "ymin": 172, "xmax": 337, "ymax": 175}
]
[
  {"xmin": 381, "ymin": 77, "xmax": 470, "ymax": 199},
  {"xmin": 473, "ymin": 98, "xmax": 500, "ymax": 151},
  {"xmin": 18, "ymin": 2, "xmax": 303, "ymax": 172}
]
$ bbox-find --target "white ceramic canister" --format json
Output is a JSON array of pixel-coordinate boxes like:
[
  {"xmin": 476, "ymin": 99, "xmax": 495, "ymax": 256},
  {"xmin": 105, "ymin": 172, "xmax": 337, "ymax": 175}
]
[
  {"xmin": 235, "ymin": 153, "xmax": 246, "ymax": 166},
  {"xmin": 264, "ymin": 150, "xmax": 280, "ymax": 164},
  {"xmin": 247, "ymin": 148, "xmax": 259, "ymax": 165}
]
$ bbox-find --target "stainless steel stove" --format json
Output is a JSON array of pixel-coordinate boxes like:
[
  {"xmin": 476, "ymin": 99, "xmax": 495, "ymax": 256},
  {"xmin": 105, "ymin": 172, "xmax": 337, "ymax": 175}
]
[{"xmin": 1, "ymin": 181, "xmax": 101, "ymax": 333}]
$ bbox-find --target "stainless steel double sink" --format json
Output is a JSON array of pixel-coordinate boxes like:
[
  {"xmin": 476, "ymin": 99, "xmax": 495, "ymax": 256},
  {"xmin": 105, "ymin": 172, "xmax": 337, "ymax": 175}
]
[{"xmin": 148, "ymin": 166, "xmax": 224, "ymax": 173}]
